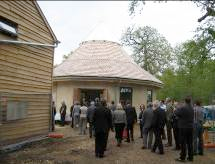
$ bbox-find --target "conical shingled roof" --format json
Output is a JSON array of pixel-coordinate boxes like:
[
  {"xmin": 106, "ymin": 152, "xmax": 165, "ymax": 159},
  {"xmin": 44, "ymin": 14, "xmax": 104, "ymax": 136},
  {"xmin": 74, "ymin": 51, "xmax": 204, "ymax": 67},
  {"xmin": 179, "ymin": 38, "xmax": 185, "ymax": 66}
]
[{"xmin": 54, "ymin": 40, "xmax": 162, "ymax": 86}]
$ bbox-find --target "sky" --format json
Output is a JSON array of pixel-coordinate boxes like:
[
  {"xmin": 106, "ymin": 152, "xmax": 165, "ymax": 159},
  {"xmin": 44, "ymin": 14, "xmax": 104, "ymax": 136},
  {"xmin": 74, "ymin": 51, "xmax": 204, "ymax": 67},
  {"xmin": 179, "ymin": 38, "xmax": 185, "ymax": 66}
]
[{"xmin": 38, "ymin": 1, "xmax": 203, "ymax": 65}]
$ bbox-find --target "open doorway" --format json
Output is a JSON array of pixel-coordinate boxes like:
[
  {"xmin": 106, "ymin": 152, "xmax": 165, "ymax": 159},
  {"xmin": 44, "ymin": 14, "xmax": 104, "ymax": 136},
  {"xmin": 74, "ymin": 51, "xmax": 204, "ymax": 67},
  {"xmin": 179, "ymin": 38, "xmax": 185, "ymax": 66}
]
[{"xmin": 80, "ymin": 89, "xmax": 103, "ymax": 105}]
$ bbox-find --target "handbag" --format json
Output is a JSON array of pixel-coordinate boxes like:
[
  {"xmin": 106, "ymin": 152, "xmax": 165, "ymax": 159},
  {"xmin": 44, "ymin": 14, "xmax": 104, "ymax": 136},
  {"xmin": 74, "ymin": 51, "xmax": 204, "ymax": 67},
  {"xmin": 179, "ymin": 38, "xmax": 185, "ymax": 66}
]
[{"xmin": 122, "ymin": 129, "xmax": 128, "ymax": 138}]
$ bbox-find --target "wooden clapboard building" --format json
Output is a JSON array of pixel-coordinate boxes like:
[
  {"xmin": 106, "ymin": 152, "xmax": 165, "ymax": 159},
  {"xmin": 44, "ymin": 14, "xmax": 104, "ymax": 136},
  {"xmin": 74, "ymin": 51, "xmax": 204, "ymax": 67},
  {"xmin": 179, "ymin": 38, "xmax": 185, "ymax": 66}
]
[{"xmin": 0, "ymin": 1, "xmax": 58, "ymax": 146}]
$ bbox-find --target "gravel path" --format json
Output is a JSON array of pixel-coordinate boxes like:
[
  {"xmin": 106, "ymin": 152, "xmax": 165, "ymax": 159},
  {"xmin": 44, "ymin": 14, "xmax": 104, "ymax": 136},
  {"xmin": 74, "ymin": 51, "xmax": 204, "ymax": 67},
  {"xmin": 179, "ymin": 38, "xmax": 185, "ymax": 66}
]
[{"xmin": 1, "ymin": 125, "xmax": 215, "ymax": 164}]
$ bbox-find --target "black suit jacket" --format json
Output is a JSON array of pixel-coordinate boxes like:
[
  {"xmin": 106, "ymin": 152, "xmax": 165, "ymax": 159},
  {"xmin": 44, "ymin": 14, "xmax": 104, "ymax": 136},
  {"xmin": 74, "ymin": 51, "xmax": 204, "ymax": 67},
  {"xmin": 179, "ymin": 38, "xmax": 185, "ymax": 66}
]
[
  {"xmin": 151, "ymin": 107, "xmax": 166, "ymax": 129},
  {"xmin": 125, "ymin": 105, "xmax": 137, "ymax": 125},
  {"xmin": 93, "ymin": 104, "xmax": 113, "ymax": 133},
  {"xmin": 175, "ymin": 103, "xmax": 194, "ymax": 129}
]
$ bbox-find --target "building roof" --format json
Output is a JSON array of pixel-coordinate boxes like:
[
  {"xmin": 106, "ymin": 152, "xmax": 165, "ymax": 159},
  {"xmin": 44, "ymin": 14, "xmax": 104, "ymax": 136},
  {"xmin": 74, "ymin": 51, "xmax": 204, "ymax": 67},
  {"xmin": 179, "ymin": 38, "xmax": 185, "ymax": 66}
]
[
  {"xmin": 53, "ymin": 40, "xmax": 162, "ymax": 87},
  {"xmin": 34, "ymin": 1, "xmax": 59, "ymax": 44}
]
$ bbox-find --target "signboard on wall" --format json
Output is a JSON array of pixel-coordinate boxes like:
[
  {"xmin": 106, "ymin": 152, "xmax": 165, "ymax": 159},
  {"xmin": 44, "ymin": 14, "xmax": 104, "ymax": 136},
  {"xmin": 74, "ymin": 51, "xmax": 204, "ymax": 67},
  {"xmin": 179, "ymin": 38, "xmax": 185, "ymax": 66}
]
[
  {"xmin": 120, "ymin": 87, "xmax": 132, "ymax": 93},
  {"xmin": 120, "ymin": 87, "xmax": 133, "ymax": 105}
]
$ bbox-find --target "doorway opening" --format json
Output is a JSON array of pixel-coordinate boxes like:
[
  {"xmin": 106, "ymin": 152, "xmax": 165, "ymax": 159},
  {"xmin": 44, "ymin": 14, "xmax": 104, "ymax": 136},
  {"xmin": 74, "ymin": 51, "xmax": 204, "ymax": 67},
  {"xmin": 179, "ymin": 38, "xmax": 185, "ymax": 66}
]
[
  {"xmin": 120, "ymin": 87, "xmax": 133, "ymax": 106},
  {"xmin": 80, "ymin": 89, "xmax": 103, "ymax": 105}
]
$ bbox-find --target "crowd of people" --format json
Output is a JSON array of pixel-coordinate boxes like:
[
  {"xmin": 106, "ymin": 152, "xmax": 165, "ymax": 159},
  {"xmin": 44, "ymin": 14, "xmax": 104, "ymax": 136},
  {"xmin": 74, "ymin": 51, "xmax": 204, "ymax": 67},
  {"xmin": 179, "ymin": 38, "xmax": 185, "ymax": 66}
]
[{"xmin": 52, "ymin": 96, "xmax": 205, "ymax": 162}]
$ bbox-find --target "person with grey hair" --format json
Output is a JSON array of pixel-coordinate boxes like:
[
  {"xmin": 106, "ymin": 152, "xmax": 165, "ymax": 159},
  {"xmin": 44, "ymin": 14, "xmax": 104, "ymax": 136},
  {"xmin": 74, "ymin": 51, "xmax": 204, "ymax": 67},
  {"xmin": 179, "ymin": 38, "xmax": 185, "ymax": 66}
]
[
  {"xmin": 87, "ymin": 101, "xmax": 96, "ymax": 138},
  {"xmin": 151, "ymin": 100, "xmax": 166, "ymax": 154},
  {"xmin": 109, "ymin": 101, "xmax": 116, "ymax": 112},
  {"xmin": 112, "ymin": 103, "xmax": 127, "ymax": 147},
  {"xmin": 142, "ymin": 102, "xmax": 154, "ymax": 149},
  {"xmin": 72, "ymin": 101, "xmax": 81, "ymax": 128}
]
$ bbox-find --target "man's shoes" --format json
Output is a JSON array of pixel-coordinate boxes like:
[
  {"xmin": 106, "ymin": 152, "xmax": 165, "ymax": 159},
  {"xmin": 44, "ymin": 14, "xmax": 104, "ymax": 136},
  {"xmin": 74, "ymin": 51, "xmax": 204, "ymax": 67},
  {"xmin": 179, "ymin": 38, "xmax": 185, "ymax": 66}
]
[
  {"xmin": 187, "ymin": 158, "xmax": 193, "ymax": 162},
  {"xmin": 159, "ymin": 152, "xmax": 164, "ymax": 155},
  {"xmin": 175, "ymin": 158, "xmax": 186, "ymax": 162},
  {"xmin": 165, "ymin": 143, "xmax": 172, "ymax": 147},
  {"xmin": 198, "ymin": 152, "xmax": 203, "ymax": 156},
  {"xmin": 172, "ymin": 147, "xmax": 180, "ymax": 151},
  {"xmin": 99, "ymin": 154, "xmax": 104, "ymax": 158},
  {"xmin": 125, "ymin": 139, "xmax": 130, "ymax": 143},
  {"xmin": 151, "ymin": 149, "xmax": 155, "ymax": 153},
  {"xmin": 176, "ymin": 147, "xmax": 180, "ymax": 150}
]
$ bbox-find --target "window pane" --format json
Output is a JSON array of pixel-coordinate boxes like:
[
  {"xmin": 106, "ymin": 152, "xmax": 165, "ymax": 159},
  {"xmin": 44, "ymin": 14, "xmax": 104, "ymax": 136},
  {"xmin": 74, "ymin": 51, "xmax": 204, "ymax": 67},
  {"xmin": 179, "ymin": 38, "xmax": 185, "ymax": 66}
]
[
  {"xmin": 147, "ymin": 90, "xmax": 152, "ymax": 103},
  {"xmin": 0, "ymin": 20, "xmax": 17, "ymax": 36}
]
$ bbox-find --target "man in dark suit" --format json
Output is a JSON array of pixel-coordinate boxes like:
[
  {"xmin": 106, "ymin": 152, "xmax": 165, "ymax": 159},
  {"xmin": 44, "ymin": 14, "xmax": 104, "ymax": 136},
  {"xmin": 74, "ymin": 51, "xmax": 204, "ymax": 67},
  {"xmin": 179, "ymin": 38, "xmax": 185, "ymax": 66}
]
[
  {"xmin": 93, "ymin": 98, "xmax": 113, "ymax": 158},
  {"xmin": 124, "ymin": 101, "xmax": 137, "ymax": 142},
  {"xmin": 175, "ymin": 97, "xmax": 194, "ymax": 162},
  {"xmin": 151, "ymin": 100, "xmax": 166, "ymax": 154}
]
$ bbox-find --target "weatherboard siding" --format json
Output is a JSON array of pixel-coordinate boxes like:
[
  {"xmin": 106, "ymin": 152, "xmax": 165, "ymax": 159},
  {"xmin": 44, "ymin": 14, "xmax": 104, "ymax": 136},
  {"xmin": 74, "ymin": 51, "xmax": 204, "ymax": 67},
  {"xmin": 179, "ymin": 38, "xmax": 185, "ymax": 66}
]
[{"xmin": 0, "ymin": 1, "xmax": 54, "ymax": 146}]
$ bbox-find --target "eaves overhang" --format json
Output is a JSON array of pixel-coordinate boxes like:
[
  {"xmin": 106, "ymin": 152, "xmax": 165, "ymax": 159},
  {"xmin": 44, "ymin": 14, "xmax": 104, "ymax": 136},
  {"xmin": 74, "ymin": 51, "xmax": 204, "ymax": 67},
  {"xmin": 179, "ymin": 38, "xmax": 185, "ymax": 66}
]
[{"xmin": 53, "ymin": 75, "xmax": 163, "ymax": 88}]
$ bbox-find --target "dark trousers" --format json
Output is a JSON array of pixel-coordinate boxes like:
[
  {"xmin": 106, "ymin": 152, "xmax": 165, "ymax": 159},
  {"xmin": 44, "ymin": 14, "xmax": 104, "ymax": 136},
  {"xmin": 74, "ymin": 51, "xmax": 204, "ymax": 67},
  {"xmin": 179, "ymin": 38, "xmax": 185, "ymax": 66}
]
[
  {"xmin": 152, "ymin": 128, "xmax": 164, "ymax": 153},
  {"xmin": 173, "ymin": 125, "xmax": 180, "ymax": 149},
  {"xmin": 95, "ymin": 132, "xmax": 106, "ymax": 156},
  {"xmin": 89, "ymin": 122, "xmax": 94, "ymax": 138},
  {"xmin": 180, "ymin": 128, "xmax": 193, "ymax": 160},
  {"xmin": 51, "ymin": 115, "xmax": 55, "ymax": 131},
  {"xmin": 193, "ymin": 123, "xmax": 204, "ymax": 154},
  {"xmin": 161, "ymin": 128, "xmax": 166, "ymax": 139},
  {"xmin": 127, "ymin": 123, "xmax": 134, "ymax": 141},
  {"xmin": 115, "ymin": 123, "xmax": 125, "ymax": 143},
  {"xmin": 139, "ymin": 123, "xmax": 143, "ymax": 138},
  {"xmin": 104, "ymin": 130, "xmax": 109, "ymax": 149},
  {"xmin": 61, "ymin": 115, "xmax": 65, "ymax": 126},
  {"xmin": 166, "ymin": 121, "xmax": 172, "ymax": 146}
]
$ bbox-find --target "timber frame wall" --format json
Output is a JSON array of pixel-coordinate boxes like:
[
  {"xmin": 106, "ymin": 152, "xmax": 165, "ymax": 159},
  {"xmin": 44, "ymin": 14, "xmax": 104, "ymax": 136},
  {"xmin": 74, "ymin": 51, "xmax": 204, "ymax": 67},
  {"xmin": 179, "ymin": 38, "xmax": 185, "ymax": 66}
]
[{"xmin": 0, "ymin": 1, "xmax": 56, "ymax": 146}]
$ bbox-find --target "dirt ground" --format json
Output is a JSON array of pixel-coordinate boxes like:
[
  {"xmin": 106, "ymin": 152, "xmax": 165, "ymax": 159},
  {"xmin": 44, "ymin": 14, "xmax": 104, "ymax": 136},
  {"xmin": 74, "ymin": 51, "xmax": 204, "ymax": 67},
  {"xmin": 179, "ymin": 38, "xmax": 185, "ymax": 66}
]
[{"xmin": 1, "ymin": 124, "xmax": 215, "ymax": 164}]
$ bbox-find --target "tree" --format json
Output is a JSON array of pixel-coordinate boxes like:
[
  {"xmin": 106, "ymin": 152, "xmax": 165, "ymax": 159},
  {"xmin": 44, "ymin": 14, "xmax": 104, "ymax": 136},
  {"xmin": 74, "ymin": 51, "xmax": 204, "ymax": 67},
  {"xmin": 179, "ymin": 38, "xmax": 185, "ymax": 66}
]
[
  {"xmin": 129, "ymin": 0, "xmax": 215, "ymax": 23},
  {"xmin": 157, "ymin": 39, "xmax": 215, "ymax": 104},
  {"xmin": 194, "ymin": 0, "xmax": 215, "ymax": 22},
  {"xmin": 121, "ymin": 26, "xmax": 173, "ymax": 75}
]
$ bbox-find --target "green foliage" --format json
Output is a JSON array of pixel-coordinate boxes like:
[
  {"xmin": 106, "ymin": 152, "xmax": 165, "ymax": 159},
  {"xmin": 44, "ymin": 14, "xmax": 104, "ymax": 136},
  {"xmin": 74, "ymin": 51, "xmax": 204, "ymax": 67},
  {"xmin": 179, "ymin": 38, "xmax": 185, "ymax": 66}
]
[
  {"xmin": 128, "ymin": 0, "xmax": 215, "ymax": 104},
  {"xmin": 157, "ymin": 39, "xmax": 215, "ymax": 105},
  {"xmin": 121, "ymin": 26, "xmax": 173, "ymax": 75}
]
